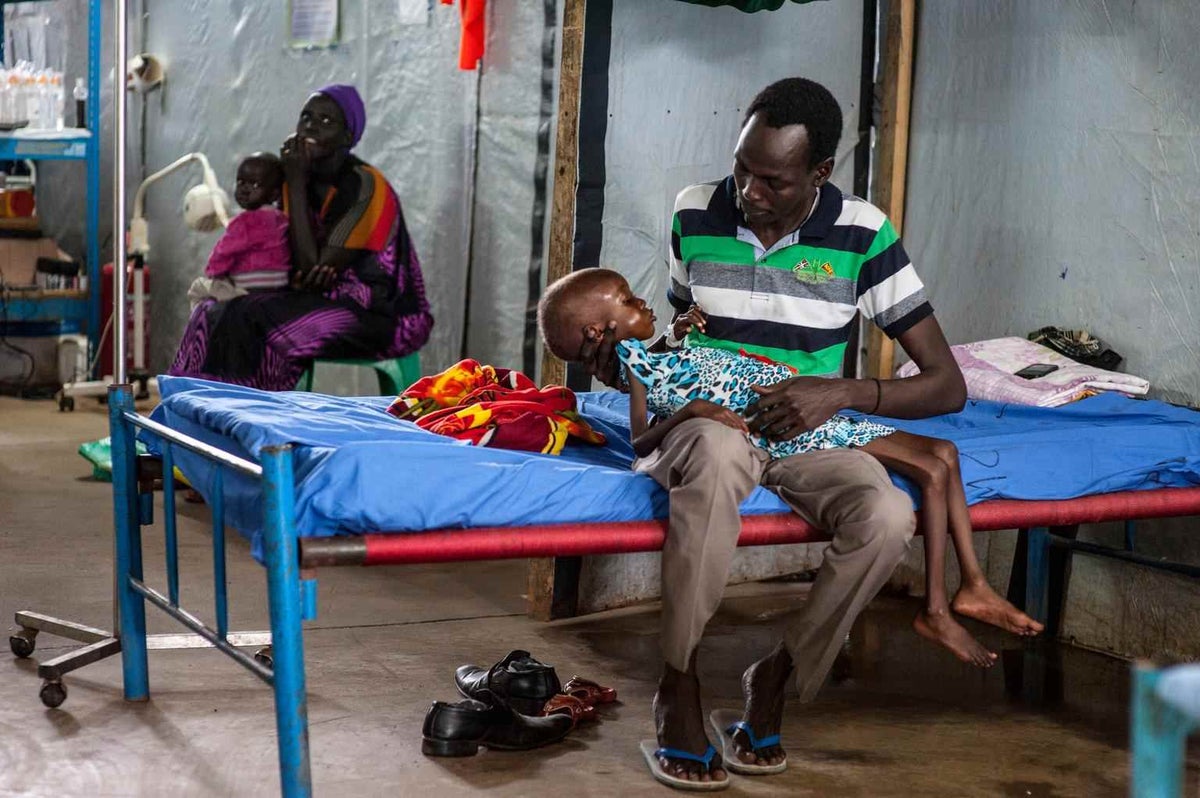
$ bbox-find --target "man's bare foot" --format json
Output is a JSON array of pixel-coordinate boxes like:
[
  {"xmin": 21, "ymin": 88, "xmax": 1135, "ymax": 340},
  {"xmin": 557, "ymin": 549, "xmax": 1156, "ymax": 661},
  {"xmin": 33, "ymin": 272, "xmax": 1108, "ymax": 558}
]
[
  {"xmin": 654, "ymin": 666, "xmax": 727, "ymax": 784},
  {"xmin": 730, "ymin": 644, "xmax": 790, "ymax": 768},
  {"xmin": 913, "ymin": 609, "xmax": 997, "ymax": 667},
  {"xmin": 952, "ymin": 579, "xmax": 1045, "ymax": 636}
]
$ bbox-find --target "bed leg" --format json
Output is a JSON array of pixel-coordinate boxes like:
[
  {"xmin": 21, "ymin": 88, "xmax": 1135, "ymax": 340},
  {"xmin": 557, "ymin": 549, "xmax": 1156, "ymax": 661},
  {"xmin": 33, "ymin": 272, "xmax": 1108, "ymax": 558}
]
[
  {"xmin": 262, "ymin": 444, "xmax": 312, "ymax": 798},
  {"xmin": 1024, "ymin": 527, "xmax": 1051, "ymax": 627},
  {"xmin": 1131, "ymin": 663, "xmax": 1189, "ymax": 798},
  {"xmin": 110, "ymin": 384, "xmax": 149, "ymax": 701}
]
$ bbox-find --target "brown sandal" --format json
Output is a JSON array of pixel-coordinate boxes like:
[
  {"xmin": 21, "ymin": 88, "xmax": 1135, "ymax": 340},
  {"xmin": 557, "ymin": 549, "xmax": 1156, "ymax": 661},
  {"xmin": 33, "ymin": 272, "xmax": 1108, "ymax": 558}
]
[
  {"xmin": 541, "ymin": 693, "xmax": 595, "ymax": 726},
  {"xmin": 562, "ymin": 676, "xmax": 617, "ymax": 705}
]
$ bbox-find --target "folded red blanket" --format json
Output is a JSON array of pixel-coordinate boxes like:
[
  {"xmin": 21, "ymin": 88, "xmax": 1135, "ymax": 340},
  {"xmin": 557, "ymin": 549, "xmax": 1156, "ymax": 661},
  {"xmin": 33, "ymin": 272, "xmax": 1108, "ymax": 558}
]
[{"xmin": 387, "ymin": 359, "xmax": 606, "ymax": 455}]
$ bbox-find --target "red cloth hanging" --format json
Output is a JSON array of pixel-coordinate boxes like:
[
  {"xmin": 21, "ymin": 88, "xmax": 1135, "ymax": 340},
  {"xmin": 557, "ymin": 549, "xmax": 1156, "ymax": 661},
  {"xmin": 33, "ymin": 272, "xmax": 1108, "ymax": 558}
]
[{"xmin": 441, "ymin": 0, "xmax": 487, "ymax": 70}]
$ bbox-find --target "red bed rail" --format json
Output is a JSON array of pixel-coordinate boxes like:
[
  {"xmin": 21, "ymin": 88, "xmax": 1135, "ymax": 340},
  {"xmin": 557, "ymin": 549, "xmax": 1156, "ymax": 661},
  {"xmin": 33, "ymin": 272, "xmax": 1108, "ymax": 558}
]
[{"xmin": 297, "ymin": 486, "xmax": 1200, "ymax": 568}]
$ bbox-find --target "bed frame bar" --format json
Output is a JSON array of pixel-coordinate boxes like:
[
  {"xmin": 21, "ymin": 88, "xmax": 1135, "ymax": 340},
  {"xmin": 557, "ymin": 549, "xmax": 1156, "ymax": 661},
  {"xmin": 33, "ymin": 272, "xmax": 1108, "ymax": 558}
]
[{"xmin": 101, "ymin": 382, "xmax": 1200, "ymax": 798}]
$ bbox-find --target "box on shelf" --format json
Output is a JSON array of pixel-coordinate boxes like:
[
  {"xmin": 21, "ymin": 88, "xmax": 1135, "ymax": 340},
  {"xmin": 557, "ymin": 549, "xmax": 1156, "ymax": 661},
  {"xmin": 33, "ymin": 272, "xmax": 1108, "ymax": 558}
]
[{"xmin": 0, "ymin": 236, "xmax": 68, "ymax": 286}]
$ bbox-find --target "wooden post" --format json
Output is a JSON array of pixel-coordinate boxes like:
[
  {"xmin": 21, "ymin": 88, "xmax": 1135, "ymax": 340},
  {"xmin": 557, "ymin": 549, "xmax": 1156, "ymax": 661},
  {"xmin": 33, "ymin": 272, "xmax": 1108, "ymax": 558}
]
[
  {"xmin": 539, "ymin": 0, "xmax": 587, "ymax": 390},
  {"xmin": 528, "ymin": 0, "xmax": 587, "ymax": 622},
  {"xmin": 866, "ymin": 0, "xmax": 915, "ymax": 380}
]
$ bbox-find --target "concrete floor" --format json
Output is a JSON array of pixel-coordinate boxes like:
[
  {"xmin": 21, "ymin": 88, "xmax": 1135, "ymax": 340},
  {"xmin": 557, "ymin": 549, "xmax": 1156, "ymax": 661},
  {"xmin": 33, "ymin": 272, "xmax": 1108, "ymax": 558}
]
[{"xmin": 0, "ymin": 395, "xmax": 1192, "ymax": 797}]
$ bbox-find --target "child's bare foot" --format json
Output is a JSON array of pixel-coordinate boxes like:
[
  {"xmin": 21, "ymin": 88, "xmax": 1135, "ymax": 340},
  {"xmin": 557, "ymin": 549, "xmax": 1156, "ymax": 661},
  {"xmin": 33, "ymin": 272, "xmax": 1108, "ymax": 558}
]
[
  {"xmin": 913, "ymin": 609, "xmax": 997, "ymax": 667},
  {"xmin": 952, "ymin": 580, "xmax": 1044, "ymax": 636}
]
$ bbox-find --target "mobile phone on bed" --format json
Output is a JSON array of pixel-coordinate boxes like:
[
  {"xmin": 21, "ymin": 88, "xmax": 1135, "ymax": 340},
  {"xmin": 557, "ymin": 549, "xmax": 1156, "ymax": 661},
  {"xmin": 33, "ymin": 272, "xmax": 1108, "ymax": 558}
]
[{"xmin": 1014, "ymin": 363, "xmax": 1059, "ymax": 379}]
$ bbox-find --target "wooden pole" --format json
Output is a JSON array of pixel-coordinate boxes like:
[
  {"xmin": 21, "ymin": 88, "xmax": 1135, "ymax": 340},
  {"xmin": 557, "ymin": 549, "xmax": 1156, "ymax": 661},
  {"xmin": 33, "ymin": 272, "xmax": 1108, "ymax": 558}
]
[
  {"xmin": 866, "ymin": 0, "xmax": 915, "ymax": 380},
  {"xmin": 527, "ymin": 0, "xmax": 587, "ymax": 622},
  {"xmin": 539, "ymin": 0, "xmax": 587, "ymax": 390}
]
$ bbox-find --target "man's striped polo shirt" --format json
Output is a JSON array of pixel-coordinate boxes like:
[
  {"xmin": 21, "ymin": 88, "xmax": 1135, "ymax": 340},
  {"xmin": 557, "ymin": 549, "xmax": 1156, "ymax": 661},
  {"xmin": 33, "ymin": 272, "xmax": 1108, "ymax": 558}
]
[{"xmin": 668, "ymin": 177, "xmax": 932, "ymax": 377}]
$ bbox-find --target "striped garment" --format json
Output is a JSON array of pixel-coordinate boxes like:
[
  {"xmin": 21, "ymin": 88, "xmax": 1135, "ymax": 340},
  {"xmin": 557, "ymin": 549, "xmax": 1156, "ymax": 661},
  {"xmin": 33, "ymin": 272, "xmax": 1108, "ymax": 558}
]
[{"xmin": 669, "ymin": 177, "xmax": 932, "ymax": 377}]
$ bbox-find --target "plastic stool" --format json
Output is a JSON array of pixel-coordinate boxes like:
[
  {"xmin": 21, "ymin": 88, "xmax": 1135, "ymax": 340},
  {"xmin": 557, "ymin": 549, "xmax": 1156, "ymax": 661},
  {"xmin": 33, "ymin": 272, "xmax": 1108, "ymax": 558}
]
[{"xmin": 295, "ymin": 352, "xmax": 421, "ymax": 395}]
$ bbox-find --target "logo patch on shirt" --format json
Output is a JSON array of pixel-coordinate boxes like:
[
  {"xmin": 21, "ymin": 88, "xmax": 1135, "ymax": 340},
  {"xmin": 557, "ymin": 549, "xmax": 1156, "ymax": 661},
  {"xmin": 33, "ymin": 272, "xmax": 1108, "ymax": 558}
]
[{"xmin": 793, "ymin": 259, "xmax": 834, "ymax": 284}]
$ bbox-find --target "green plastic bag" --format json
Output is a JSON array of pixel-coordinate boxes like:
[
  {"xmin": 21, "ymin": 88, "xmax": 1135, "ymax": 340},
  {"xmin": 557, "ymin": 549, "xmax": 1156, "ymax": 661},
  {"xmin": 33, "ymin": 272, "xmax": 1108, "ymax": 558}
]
[{"xmin": 78, "ymin": 436, "xmax": 148, "ymax": 482}]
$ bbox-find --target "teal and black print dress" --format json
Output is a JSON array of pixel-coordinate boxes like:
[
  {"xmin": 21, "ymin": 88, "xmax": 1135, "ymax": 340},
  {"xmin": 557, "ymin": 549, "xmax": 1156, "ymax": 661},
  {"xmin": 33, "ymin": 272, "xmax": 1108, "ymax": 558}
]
[{"xmin": 616, "ymin": 338, "xmax": 895, "ymax": 457}]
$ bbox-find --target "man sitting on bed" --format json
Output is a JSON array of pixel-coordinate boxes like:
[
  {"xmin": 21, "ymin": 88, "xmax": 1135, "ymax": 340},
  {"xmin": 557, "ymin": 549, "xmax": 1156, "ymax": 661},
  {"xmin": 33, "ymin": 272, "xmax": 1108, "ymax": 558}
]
[{"xmin": 580, "ymin": 77, "xmax": 968, "ymax": 787}]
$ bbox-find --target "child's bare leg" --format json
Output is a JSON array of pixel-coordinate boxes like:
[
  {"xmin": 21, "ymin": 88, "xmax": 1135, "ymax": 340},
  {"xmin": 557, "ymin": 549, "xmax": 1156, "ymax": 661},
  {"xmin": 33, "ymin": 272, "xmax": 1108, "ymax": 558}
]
[
  {"xmin": 918, "ymin": 438, "xmax": 1044, "ymax": 636},
  {"xmin": 860, "ymin": 436, "xmax": 996, "ymax": 667}
]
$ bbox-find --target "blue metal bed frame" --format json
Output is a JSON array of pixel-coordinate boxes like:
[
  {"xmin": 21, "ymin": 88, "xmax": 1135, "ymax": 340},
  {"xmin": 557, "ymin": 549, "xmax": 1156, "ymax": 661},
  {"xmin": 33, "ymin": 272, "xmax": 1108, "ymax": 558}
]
[
  {"xmin": 100, "ymin": 378, "xmax": 1200, "ymax": 798},
  {"xmin": 108, "ymin": 384, "xmax": 313, "ymax": 797}
]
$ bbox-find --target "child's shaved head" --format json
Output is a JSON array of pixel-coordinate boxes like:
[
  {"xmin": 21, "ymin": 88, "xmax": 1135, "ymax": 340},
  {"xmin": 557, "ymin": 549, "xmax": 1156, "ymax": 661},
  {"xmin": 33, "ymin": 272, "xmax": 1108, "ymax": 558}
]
[{"xmin": 537, "ymin": 269, "xmax": 624, "ymax": 362}]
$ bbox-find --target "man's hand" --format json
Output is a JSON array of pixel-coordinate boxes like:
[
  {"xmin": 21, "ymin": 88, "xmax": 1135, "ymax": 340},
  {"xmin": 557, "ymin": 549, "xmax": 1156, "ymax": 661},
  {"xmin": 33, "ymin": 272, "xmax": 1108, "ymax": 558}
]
[
  {"xmin": 577, "ymin": 320, "xmax": 620, "ymax": 388},
  {"xmin": 672, "ymin": 305, "xmax": 707, "ymax": 341},
  {"xmin": 745, "ymin": 376, "xmax": 848, "ymax": 440},
  {"xmin": 683, "ymin": 398, "xmax": 748, "ymax": 434}
]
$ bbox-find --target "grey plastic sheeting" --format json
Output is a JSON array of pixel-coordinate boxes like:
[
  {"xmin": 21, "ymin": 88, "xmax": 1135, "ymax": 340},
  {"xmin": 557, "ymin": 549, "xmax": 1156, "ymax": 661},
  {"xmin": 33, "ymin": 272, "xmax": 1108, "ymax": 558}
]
[
  {"xmin": 904, "ymin": 1, "xmax": 1200, "ymax": 405},
  {"xmin": 597, "ymin": 0, "xmax": 864, "ymax": 339},
  {"xmin": 22, "ymin": 0, "xmax": 551, "ymax": 390}
]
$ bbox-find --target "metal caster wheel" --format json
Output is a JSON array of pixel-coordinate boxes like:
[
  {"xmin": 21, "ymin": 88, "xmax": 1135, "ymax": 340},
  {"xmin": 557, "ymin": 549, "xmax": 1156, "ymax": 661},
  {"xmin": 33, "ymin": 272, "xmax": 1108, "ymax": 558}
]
[
  {"xmin": 39, "ymin": 680, "xmax": 67, "ymax": 708},
  {"xmin": 58, "ymin": 394, "xmax": 75, "ymax": 412},
  {"xmin": 9, "ymin": 630, "xmax": 36, "ymax": 658},
  {"xmin": 254, "ymin": 646, "xmax": 273, "ymax": 669}
]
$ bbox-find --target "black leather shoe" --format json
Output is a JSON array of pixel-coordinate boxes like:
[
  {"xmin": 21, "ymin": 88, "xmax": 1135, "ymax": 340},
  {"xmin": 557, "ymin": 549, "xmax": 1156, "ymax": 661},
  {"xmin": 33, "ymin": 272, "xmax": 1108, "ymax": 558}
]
[
  {"xmin": 421, "ymin": 691, "xmax": 574, "ymax": 757},
  {"xmin": 455, "ymin": 650, "xmax": 562, "ymax": 716}
]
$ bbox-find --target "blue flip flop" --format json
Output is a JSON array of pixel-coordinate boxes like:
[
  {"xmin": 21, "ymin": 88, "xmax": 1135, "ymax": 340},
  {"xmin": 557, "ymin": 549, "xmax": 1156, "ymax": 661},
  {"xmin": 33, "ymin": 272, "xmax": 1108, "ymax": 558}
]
[
  {"xmin": 639, "ymin": 740, "xmax": 730, "ymax": 791},
  {"xmin": 709, "ymin": 709, "xmax": 787, "ymax": 775}
]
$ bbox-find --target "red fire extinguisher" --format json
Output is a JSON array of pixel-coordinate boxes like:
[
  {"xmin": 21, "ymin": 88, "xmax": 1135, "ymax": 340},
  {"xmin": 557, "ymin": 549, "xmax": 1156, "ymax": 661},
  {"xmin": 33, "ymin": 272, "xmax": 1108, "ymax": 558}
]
[{"xmin": 99, "ymin": 255, "xmax": 151, "ymax": 379}]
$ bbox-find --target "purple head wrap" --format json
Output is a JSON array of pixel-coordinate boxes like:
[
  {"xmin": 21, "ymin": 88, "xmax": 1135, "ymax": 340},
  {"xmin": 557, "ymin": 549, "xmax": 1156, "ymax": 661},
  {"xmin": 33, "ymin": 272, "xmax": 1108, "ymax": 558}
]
[{"xmin": 316, "ymin": 83, "xmax": 366, "ymax": 149}]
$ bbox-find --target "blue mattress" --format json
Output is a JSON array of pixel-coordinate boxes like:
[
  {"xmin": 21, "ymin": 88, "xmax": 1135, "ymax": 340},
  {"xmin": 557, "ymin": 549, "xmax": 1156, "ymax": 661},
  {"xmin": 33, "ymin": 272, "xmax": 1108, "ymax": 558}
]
[{"xmin": 148, "ymin": 376, "xmax": 1200, "ymax": 558}]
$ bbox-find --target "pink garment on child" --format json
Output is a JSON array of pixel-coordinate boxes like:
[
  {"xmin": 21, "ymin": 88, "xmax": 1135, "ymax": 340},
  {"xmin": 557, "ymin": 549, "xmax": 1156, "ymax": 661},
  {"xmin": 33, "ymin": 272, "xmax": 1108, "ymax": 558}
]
[{"xmin": 204, "ymin": 207, "xmax": 291, "ymax": 290}]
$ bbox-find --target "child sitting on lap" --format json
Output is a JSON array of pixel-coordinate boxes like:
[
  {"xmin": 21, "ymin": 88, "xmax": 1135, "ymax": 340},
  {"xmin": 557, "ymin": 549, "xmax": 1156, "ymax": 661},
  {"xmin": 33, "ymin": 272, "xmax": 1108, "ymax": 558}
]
[
  {"xmin": 187, "ymin": 152, "xmax": 291, "ymax": 308},
  {"xmin": 538, "ymin": 268, "xmax": 1043, "ymax": 666}
]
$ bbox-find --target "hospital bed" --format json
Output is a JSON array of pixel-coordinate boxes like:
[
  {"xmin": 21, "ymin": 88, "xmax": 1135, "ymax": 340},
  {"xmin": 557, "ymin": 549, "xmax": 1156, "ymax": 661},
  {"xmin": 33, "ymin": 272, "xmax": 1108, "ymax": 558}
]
[{"xmin": 30, "ymin": 378, "xmax": 1200, "ymax": 797}]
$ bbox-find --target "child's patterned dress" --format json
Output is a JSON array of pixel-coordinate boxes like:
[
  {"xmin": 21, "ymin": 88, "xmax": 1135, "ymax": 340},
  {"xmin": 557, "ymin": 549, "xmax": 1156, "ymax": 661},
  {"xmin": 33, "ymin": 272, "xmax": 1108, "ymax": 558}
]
[{"xmin": 615, "ymin": 338, "xmax": 895, "ymax": 458}]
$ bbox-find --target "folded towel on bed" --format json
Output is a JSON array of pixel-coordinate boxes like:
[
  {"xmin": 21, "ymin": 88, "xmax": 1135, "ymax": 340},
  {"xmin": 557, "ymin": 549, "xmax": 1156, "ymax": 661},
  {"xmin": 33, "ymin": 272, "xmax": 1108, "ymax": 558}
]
[
  {"xmin": 386, "ymin": 358, "xmax": 605, "ymax": 455},
  {"xmin": 896, "ymin": 337, "xmax": 1149, "ymax": 407}
]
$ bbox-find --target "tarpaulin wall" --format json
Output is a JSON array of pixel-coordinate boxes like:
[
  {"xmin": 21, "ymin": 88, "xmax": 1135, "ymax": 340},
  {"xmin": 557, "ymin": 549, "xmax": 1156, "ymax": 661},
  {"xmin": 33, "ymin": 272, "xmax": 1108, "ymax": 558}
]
[{"xmin": 897, "ymin": 0, "xmax": 1200, "ymax": 659}]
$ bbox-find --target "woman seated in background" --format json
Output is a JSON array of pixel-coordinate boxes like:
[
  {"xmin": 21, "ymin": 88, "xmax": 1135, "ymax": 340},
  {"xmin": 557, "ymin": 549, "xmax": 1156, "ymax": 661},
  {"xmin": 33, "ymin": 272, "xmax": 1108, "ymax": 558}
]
[{"xmin": 170, "ymin": 83, "xmax": 433, "ymax": 391}]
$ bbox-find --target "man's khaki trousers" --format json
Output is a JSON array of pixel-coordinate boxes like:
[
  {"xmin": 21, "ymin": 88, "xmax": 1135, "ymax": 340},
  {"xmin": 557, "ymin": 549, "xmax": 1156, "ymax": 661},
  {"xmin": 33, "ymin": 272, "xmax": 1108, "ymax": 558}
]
[{"xmin": 636, "ymin": 418, "xmax": 915, "ymax": 701}]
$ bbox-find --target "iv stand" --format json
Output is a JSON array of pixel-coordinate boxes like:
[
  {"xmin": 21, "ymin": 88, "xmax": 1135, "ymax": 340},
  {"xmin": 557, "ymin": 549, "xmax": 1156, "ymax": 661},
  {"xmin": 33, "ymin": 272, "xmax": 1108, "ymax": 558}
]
[{"xmin": 9, "ymin": 0, "xmax": 269, "ymax": 707}]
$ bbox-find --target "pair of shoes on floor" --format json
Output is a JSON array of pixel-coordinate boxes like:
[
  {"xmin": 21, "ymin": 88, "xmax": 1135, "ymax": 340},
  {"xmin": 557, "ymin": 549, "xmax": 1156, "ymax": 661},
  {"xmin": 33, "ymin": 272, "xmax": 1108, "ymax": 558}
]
[
  {"xmin": 455, "ymin": 650, "xmax": 619, "ymax": 727},
  {"xmin": 421, "ymin": 649, "xmax": 574, "ymax": 757}
]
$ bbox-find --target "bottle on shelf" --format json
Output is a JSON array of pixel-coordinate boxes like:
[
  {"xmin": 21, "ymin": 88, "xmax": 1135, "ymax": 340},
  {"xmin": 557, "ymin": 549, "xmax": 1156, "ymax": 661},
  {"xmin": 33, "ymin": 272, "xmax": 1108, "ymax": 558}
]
[
  {"xmin": 51, "ymin": 73, "xmax": 64, "ymax": 131},
  {"xmin": 73, "ymin": 77, "xmax": 87, "ymax": 130},
  {"xmin": 36, "ymin": 71, "xmax": 52, "ymax": 131}
]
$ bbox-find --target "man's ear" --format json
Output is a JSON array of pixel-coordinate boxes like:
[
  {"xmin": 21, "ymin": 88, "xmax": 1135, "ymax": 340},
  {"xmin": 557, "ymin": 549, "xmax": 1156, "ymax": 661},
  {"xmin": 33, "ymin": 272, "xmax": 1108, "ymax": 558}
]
[{"xmin": 813, "ymin": 157, "xmax": 835, "ymax": 187}]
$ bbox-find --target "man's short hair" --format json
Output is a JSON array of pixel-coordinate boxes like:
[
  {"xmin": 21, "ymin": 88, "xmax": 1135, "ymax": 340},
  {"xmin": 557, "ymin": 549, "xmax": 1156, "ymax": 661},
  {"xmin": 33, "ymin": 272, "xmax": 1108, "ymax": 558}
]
[
  {"xmin": 744, "ymin": 77, "xmax": 843, "ymax": 168},
  {"xmin": 537, "ymin": 268, "xmax": 618, "ymax": 363}
]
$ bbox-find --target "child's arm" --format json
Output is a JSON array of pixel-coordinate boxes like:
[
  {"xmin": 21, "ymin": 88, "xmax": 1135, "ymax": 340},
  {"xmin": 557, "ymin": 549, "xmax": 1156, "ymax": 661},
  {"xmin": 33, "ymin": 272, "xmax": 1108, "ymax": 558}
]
[
  {"xmin": 649, "ymin": 305, "xmax": 707, "ymax": 353},
  {"xmin": 627, "ymin": 367, "xmax": 747, "ymax": 458}
]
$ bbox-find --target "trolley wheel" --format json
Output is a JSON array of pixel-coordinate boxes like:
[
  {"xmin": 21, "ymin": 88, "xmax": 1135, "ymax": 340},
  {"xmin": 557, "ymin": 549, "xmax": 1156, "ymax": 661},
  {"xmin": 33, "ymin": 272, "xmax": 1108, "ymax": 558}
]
[
  {"xmin": 9, "ymin": 630, "xmax": 36, "ymax": 658},
  {"xmin": 254, "ymin": 646, "xmax": 273, "ymax": 669},
  {"xmin": 58, "ymin": 394, "xmax": 75, "ymax": 412},
  {"xmin": 39, "ymin": 680, "xmax": 67, "ymax": 708}
]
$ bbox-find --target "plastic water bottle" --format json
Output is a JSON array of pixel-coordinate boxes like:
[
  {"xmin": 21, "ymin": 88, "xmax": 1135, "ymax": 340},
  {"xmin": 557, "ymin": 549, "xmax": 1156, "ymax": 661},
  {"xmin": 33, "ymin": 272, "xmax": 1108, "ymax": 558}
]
[
  {"xmin": 73, "ymin": 77, "xmax": 87, "ymax": 130},
  {"xmin": 36, "ymin": 72, "xmax": 52, "ymax": 131},
  {"xmin": 50, "ymin": 72, "xmax": 64, "ymax": 131}
]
